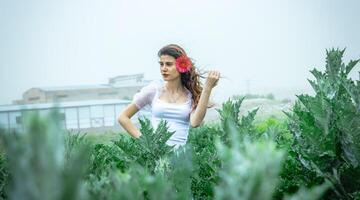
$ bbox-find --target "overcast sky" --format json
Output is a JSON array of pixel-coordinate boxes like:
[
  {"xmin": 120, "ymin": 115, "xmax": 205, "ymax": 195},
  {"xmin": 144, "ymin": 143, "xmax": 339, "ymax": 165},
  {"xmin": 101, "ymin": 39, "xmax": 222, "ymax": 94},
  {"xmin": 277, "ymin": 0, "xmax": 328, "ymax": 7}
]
[{"xmin": 1, "ymin": 0, "xmax": 359, "ymax": 105}]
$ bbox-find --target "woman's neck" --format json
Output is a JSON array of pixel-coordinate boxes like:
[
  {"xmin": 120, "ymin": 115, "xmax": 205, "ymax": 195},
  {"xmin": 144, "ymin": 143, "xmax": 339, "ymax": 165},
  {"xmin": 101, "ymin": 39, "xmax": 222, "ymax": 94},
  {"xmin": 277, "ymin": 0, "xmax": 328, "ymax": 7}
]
[{"xmin": 165, "ymin": 78, "xmax": 183, "ymax": 93}]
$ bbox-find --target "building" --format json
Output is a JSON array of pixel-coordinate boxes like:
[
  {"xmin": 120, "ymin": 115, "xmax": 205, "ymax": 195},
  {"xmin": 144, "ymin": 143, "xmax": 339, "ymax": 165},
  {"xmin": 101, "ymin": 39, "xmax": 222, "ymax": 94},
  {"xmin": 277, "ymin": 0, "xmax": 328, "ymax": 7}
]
[
  {"xmin": 109, "ymin": 74, "xmax": 145, "ymax": 86},
  {"xmin": 0, "ymin": 73, "xmax": 151, "ymax": 133},
  {"xmin": 0, "ymin": 99, "xmax": 150, "ymax": 133},
  {"xmin": 13, "ymin": 73, "xmax": 150, "ymax": 104}
]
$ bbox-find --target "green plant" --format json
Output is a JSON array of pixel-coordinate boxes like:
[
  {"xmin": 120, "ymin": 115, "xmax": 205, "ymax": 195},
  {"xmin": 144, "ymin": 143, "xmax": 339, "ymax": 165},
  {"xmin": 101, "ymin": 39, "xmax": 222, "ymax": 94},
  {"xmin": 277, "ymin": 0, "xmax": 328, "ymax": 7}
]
[
  {"xmin": 286, "ymin": 49, "xmax": 360, "ymax": 199},
  {"xmin": 214, "ymin": 120, "xmax": 330, "ymax": 200},
  {"xmin": 215, "ymin": 121, "xmax": 285, "ymax": 200},
  {"xmin": 217, "ymin": 97, "xmax": 259, "ymax": 144},
  {"xmin": 64, "ymin": 130, "xmax": 88, "ymax": 162},
  {"xmin": 89, "ymin": 118, "xmax": 175, "ymax": 175},
  {"xmin": 87, "ymin": 145, "xmax": 195, "ymax": 200},
  {"xmin": 0, "ymin": 153, "xmax": 8, "ymax": 200},
  {"xmin": 188, "ymin": 124, "xmax": 222, "ymax": 199},
  {"xmin": 0, "ymin": 111, "xmax": 90, "ymax": 200}
]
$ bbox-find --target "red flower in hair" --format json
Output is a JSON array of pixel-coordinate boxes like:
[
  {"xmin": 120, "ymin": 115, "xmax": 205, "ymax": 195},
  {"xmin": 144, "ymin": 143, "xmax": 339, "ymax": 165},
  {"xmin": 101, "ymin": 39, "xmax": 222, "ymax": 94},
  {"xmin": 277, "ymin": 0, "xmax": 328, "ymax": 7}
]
[{"xmin": 175, "ymin": 55, "xmax": 192, "ymax": 73}]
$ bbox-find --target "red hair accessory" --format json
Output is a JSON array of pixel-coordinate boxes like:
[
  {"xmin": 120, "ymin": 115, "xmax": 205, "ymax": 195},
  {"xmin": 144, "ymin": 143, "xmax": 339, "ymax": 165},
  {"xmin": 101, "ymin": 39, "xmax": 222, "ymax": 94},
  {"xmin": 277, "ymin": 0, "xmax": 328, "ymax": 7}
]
[{"xmin": 175, "ymin": 55, "xmax": 192, "ymax": 73}]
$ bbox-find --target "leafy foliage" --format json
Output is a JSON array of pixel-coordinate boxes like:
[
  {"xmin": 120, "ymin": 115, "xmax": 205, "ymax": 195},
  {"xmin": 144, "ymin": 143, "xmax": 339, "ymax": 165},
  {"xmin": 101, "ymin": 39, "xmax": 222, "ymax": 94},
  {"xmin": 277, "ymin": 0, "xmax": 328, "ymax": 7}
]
[
  {"xmin": 0, "ymin": 111, "xmax": 90, "ymax": 200},
  {"xmin": 214, "ymin": 122, "xmax": 285, "ymax": 200},
  {"xmin": 0, "ymin": 153, "xmax": 8, "ymax": 200},
  {"xmin": 214, "ymin": 108, "xmax": 330, "ymax": 200},
  {"xmin": 2, "ymin": 48, "xmax": 359, "ymax": 200},
  {"xmin": 113, "ymin": 118, "xmax": 175, "ymax": 173},
  {"xmin": 217, "ymin": 97, "xmax": 259, "ymax": 144},
  {"xmin": 286, "ymin": 48, "xmax": 360, "ymax": 199},
  {"xmin": 89, "ymin": 117, "xmax": 175, "ymax": 176},
  {"xmin": 188, "ymin": 124, "xmax": 221, "ymax": 199}
]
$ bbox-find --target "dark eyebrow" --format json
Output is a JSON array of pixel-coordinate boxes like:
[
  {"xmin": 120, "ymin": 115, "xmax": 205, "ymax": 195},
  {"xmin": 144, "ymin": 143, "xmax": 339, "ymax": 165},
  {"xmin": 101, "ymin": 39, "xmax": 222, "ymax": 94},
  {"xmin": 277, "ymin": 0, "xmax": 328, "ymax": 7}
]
[{"xmin": 159, "ymin": 61, "xmax": 173, "ymax": 64}]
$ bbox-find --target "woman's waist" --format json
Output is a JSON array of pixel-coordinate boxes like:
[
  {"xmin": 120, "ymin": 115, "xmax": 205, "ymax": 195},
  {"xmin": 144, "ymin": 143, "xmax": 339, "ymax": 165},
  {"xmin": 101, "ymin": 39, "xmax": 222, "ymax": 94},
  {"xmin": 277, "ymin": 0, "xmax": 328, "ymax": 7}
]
[{"xmin": 151, "ymin": 116, "xmax": 190, "ymax": 127}]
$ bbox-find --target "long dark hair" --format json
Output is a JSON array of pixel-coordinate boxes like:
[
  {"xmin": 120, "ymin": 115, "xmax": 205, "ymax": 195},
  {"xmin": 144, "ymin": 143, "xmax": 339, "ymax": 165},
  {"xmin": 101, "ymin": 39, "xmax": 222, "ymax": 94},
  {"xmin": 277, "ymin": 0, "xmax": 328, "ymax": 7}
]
[{"xmin": 157, "ymin": 44, "xmax": 203, "ymax": 110}]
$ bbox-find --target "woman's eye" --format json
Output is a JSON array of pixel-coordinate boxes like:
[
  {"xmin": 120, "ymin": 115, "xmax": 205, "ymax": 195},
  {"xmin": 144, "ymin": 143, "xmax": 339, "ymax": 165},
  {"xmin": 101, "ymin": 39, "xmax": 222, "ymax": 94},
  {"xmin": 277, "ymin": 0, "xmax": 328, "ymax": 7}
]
[{"xmin": 165, "ymin": 63, "xmax": 173, "ymax": 66}]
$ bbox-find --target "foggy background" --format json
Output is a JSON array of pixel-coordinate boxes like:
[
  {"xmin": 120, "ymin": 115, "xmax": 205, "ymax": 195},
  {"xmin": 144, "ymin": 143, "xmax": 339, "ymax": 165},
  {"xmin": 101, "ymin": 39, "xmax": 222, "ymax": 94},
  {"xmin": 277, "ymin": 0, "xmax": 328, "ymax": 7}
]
[{"xmin": 1, "ymin": 0, "xmax": 359, "ymax": 105}]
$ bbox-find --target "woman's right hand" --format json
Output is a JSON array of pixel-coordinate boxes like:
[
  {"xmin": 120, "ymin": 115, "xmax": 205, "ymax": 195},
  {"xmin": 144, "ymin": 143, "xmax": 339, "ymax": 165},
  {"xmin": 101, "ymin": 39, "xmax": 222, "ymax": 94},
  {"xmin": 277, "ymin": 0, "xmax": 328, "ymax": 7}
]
[{"xmin": 204, "ymin": 70, "xmax": 220, "ymax": 90}]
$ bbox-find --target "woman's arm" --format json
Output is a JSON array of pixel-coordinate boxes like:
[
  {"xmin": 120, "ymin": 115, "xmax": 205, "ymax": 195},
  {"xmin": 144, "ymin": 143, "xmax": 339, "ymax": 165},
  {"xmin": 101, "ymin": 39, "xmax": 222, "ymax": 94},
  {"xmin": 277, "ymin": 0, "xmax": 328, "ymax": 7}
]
[
  {"xmin": 190, "ymin": 70, "xmax": 220, "ymax": 127},
  {"xmin": 117, "ymin": 103, "xmax": 142, "ymax": 138},
  {"xmin": 119, "ymin": 81, "xmax": 157, "ymax": 138}
]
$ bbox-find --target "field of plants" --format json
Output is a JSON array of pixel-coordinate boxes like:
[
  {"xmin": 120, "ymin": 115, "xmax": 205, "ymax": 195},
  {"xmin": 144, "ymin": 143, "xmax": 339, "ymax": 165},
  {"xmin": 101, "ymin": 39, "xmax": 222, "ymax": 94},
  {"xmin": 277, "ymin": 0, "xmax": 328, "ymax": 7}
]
[{"xmin": 0, "ymin": 49, "xmax": 359, "ymax": 200}]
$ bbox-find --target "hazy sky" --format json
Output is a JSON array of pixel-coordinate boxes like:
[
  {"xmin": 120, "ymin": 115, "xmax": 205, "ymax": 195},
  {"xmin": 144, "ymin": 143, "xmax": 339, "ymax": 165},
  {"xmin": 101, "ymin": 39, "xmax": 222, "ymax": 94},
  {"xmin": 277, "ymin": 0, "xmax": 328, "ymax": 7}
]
[{"xmin": 1, "ymin": 0, "xmax": 359, "ymax": 105}]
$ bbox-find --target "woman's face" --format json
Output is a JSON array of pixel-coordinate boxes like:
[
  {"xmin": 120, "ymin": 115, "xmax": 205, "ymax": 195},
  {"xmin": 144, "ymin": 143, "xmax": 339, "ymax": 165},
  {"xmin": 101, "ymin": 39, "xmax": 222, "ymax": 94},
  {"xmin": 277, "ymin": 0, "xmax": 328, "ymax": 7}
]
[{"xmin": 159, "ymin": 55, "xmax": 181, "ymax": 81}]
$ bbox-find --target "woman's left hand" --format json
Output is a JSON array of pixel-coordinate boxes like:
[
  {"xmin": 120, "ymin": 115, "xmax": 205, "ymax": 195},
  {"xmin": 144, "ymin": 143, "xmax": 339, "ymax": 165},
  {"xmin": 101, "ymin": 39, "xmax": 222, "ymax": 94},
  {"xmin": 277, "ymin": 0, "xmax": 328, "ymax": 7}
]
[{"xmin": 204, "ymin": 70, "xmax": 220, "ymax": 90}]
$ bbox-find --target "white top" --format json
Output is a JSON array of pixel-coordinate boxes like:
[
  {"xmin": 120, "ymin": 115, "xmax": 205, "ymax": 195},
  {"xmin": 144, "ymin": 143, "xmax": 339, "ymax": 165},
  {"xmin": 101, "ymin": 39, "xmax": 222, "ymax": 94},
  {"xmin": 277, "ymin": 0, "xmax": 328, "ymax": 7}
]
[{"xmin": 132, "ymin": 80, "xmax": 193, "ymax": 148}]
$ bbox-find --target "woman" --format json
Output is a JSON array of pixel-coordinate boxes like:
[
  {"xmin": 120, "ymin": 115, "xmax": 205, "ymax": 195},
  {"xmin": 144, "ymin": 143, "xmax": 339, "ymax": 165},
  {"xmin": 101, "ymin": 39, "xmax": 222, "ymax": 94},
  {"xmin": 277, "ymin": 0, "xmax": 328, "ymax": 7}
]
[{"xmin": 118, "ymin": 44, "xmax": 220, "ymax": 148}]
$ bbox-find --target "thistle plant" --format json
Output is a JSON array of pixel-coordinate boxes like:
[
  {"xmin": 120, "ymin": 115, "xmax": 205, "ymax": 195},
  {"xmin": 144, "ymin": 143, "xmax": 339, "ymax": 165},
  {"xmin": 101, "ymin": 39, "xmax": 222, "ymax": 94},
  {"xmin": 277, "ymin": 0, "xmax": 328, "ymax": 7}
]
[
  {"xmin": 286, "ymin": 49, "xmax": 360, "ymax": 199},
  {"xmin": 0, "ymin": 111, "xmax": 90, "ymax": 200}
]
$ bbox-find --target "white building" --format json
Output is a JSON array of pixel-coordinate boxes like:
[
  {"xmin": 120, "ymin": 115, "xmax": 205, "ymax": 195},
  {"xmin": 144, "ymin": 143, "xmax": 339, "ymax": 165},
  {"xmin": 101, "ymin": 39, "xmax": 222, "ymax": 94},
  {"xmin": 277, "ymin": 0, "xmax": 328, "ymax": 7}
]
[
  {"xmin": 1, "ymin": 74, "xmax": 152, "ymax": 133},
  {"xmin": 0, "ymin": 99, "xmax": 150, "ymax": 133},
  {"xmin": 14, "ymin": 73, "xmax": 150, "ymax": 104}
]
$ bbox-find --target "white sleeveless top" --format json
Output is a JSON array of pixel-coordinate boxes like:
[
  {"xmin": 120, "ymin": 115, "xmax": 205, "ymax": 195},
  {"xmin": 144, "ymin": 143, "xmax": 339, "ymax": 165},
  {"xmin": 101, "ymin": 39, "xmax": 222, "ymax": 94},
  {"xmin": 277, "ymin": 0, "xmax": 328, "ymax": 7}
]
[{"xmin": 132, "ymin": 80, "xmax": 193, "ymax": 148}]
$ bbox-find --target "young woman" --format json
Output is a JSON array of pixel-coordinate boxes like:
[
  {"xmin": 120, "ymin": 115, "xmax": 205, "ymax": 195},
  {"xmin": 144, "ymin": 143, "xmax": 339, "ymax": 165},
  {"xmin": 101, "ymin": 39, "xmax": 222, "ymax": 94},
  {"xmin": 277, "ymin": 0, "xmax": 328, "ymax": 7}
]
[{"xmin": 118, "ymin": 44, "xmax": 220, "ymax": 148}]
